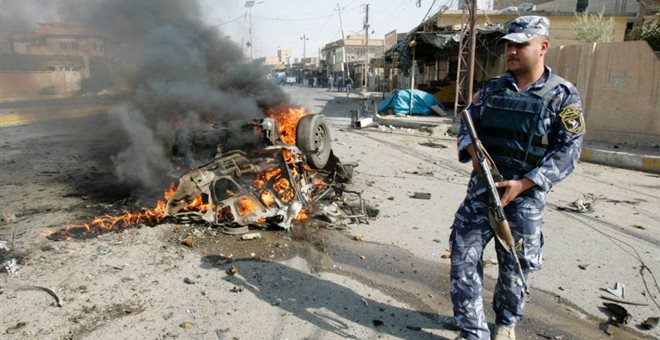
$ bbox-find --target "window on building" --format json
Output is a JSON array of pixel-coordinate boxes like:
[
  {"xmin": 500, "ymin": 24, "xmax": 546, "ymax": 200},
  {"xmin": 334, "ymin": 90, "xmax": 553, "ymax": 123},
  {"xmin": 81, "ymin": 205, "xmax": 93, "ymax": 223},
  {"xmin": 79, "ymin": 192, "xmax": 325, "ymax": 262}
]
[{"xmin": 60, "ymin": 42, "xmax": 79, "ymax": 50}]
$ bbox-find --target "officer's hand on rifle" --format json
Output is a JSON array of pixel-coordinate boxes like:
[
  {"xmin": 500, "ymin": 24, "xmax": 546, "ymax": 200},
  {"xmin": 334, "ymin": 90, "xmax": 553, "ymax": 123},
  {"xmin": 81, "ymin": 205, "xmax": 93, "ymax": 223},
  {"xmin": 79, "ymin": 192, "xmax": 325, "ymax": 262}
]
[{"xmin": 495, "ymin": 178, "xmax": 536, "ymax": 206}]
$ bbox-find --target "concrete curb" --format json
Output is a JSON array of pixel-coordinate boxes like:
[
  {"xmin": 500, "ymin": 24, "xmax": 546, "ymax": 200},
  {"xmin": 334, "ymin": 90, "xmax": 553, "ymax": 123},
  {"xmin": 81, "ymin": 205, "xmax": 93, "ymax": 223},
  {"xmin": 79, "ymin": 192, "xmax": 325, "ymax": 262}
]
[
  {"xmin": 373, "ymin": 115, "xmax": 660, "ymax": 174},
  {"xmin": 580, "ymin": 148, "xmax": 660, "ymax": 174}
]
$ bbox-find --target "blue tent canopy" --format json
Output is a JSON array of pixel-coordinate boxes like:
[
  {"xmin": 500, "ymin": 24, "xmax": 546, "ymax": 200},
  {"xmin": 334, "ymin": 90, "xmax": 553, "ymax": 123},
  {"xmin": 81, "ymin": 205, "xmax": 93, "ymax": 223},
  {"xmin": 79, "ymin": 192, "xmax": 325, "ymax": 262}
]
[{"xmin": 378, "ymin": 89, "xmax": 445, "ymax": 116}]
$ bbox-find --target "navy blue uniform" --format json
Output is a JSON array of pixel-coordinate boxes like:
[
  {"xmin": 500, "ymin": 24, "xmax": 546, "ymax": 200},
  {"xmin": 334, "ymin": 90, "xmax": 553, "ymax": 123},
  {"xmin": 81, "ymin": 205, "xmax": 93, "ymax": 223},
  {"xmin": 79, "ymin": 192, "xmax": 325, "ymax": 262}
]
[{"xmin": 450, "ymin": 67, "xmax": 585, "ymax": 339}]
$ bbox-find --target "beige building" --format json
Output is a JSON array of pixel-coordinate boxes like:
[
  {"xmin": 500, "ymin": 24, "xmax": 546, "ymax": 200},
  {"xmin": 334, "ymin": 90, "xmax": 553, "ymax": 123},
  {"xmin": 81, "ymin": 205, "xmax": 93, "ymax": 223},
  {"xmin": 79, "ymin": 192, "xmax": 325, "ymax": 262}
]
[
  {"xmin": 1, "ymin": 23, "xmax": 110, "ymax": 101},
  {"xmin": 277, "ymin": 49, "xmax": 292, "ymax": 65},
  {"xmin": 321, "ymin": 34, "xmax": 384, "ymax": 79},
  {"xmin": 10, "ymin": 23, "xmax": 105, "ymax": 59}
]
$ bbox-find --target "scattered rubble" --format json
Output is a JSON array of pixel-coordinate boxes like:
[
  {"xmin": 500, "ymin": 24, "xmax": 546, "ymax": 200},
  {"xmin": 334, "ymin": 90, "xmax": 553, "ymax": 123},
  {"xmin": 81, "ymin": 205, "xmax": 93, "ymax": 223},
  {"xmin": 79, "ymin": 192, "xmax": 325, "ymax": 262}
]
[
  {"xmin": 419, "ymin": 140, "xmax": 447, "ymax": 149},
  {"xmin": 603, "ymin": 302, "xmax": 630, "ymax": 325},
  {"xmin": 227, "ymin": 265, "xmax": 238, "ymax": 276},
  {"xmin": 641, "ymin": 316, "xmax": 659, "ymax": 330},
  {"xmin": 411, "ymin": 192, "xmax": 431, "ymax": 200},
  {"xmin": 240, "ymin": 232, "xmax": 262, "ymax": 241},
  {"xmin": 604, "ymin": 282, "xmax": 625, "ymax": 299},
  {"xmin": 0, "ymin": 284, "xmax": 63, "ymax": 307},
  {"xmin": 558, "ymin": 194, "xmax": 597, "ymax": 213}
]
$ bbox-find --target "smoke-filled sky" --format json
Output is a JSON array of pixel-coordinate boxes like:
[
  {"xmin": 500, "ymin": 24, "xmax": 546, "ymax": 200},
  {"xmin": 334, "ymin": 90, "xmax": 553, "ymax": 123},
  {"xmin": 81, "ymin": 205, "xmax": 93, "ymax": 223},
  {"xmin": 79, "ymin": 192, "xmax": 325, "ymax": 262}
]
[
  {"xmin": 1, "ymin": 0, "xmax": 462, "ymax": 58},
  {"xmin": 199, "ymin": 0, "xmax": 462, "ymax": 60},
  {"xmin": 1, "ymin": 0, "xmax": 292, "ymax": 194}
]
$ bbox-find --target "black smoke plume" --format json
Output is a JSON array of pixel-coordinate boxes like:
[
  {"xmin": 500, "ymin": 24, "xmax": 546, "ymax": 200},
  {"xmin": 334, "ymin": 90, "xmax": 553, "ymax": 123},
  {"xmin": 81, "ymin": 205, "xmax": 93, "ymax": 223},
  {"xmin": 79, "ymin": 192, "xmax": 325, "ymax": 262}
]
[{"xmin": 3, "ymin": 0, "xmax": 290, "ymax": 193}]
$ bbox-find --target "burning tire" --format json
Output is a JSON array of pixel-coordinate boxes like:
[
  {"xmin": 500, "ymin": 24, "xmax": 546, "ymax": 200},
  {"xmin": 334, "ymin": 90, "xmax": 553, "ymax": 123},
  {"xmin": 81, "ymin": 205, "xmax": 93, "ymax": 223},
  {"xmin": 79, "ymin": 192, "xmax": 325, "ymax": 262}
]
[{"xmin": 296, "ymin": 114, "xmax": 331, "ymax": 169}]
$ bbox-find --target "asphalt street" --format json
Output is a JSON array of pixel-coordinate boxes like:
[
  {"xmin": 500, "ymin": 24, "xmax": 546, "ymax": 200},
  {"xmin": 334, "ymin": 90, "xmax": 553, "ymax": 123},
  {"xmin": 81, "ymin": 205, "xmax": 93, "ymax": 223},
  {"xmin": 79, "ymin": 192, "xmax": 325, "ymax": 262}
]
[{"xmin": 0, "ymin": 87, "xmax": 658, "ymax": 339}]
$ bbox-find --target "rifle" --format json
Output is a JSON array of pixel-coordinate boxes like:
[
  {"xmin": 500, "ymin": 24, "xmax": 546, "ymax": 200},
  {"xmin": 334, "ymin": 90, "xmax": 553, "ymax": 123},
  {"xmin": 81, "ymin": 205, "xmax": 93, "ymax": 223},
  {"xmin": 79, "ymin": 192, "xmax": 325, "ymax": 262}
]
[{"xmin": 461, "ymin": 110, "xmax": 530, "ymax": 294}]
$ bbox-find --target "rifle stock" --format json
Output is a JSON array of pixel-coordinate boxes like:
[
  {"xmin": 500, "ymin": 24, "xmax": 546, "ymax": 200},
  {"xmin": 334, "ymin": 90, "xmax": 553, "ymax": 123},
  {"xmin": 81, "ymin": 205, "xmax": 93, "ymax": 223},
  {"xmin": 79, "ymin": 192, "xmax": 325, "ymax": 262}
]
[{"xmin": 460, "ymin": 110, "xmax": 530, "ymax": 294}]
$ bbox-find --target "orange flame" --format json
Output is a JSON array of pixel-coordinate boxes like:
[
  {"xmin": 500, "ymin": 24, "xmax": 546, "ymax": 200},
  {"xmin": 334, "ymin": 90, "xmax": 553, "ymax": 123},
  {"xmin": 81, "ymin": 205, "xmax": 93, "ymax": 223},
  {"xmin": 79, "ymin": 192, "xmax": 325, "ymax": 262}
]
[
  {"xmin": 255, "ymin": 166, "xmax": 282, "ymax": 188},
  {"xmin": 273, "ymin": 177, "xmax": 295, "ymax": 203},
  {"xmin": 47, "ymin": 183, "xmax": 180, "ymax": 240},
  {"xmin": 260, "ymin": 189, "xmax": 277, "ymax": 207},
  {"xmin": 266, "ymin": 106, "xmax": 309, "ymax": 145},
  {"xmin": 294, "ymin": 208, "xmax": 309, "ymax": 223},
  {"xmin": 237, "ymin": 196, "xmax": 258, "ymax": 216}
]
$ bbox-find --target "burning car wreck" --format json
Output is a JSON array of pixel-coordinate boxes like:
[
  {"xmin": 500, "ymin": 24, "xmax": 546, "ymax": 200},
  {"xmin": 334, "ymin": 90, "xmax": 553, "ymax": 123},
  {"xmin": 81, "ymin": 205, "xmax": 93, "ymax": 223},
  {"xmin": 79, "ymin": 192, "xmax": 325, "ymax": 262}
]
[
  {"xmin": 45, "ymin": 104, "xmax": 365, "ymax": 242},
  {"xmin": 165, "ymin": 111, "xmax": 353, "ymax": 234}
]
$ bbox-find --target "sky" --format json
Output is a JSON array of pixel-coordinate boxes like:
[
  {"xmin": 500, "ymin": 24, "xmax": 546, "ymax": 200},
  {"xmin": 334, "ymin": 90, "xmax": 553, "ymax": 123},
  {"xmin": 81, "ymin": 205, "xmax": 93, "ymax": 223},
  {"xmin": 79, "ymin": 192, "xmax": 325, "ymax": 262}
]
[{"xmin": 198, "ymin": 0, "xmax": 461, "ymax": 60}]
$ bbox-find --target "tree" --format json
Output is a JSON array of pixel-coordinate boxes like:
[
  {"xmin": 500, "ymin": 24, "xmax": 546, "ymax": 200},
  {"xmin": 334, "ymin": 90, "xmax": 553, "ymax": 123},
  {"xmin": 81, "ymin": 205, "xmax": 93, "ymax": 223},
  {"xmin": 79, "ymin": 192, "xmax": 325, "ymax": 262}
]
[
  {"xmin": 574, "ymin": 11, "xmax": 615, "ymax": 43},
  {"xmin": 628, "ymin": 13, "xmax": 660, "ymax": 51}
]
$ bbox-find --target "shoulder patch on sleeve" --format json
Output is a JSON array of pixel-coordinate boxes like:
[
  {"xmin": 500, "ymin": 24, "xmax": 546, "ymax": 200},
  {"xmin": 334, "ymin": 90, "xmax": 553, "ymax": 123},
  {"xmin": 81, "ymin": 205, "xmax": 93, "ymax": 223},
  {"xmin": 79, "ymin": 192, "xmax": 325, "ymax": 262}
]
[{"xmin": 558, "ymin": 104, "xmax": 584, "ymax": 135}]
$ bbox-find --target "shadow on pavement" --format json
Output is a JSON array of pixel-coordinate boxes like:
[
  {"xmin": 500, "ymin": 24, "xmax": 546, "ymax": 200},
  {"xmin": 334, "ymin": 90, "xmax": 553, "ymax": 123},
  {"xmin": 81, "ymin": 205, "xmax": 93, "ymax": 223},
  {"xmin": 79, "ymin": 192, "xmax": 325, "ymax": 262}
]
[{"xmin": 202, "ymin": 257, "xmax": 455, "ymax": 339}]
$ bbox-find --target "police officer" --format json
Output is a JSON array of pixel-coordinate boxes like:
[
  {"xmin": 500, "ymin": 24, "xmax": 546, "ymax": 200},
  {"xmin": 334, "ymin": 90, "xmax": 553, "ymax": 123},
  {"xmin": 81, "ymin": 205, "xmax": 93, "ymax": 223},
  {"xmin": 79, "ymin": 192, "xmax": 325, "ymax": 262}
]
[{"xmin": 450, "ymin": 16, "xmax": 585, "ymax": 340}]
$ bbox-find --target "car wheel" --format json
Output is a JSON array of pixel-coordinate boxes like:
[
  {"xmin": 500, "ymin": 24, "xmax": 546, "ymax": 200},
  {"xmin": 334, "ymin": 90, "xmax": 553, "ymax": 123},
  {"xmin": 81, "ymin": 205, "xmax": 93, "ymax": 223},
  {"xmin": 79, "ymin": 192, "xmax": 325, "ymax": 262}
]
[{"xmin": 296, "ymin": 114, "xmax": 331, "ymax": 169}]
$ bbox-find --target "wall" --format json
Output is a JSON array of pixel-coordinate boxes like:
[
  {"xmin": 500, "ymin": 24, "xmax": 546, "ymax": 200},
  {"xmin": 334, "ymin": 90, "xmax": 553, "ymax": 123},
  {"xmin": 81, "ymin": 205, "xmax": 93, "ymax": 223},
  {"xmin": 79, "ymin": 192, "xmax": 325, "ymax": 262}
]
[
  {"xmin": 0, "ymin": 70, "xmax": 81, "ymax": 102},
  {"xmin": 545, "ymin": 41, "xmax": 659, "ymax": 146}
]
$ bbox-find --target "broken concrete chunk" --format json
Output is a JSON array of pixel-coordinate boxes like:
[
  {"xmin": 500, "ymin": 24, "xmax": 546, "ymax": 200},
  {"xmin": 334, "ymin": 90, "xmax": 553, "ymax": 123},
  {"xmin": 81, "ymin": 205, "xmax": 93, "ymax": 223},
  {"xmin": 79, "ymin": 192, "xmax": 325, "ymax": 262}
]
[
  {"xmin": 184, "ymin": 274, "xmax": 201, "ymax": 284},
  {"xmin": 440, "ymin": 250, "xmax": 451, "ymax": 259},
  {"xmin": 1, "ymin": 208, "xmax": 17, "ymax": 224},
  {"xmin": 240, "ymin": 232, "xmax": 262, "ymax": 241},
  {"xmin": 411, "ymin": 192, "xmax": 431, "ymax": 200},
  {"xmin": 181, "ymin": 235, "xmax": 197, "ymax": 248}
]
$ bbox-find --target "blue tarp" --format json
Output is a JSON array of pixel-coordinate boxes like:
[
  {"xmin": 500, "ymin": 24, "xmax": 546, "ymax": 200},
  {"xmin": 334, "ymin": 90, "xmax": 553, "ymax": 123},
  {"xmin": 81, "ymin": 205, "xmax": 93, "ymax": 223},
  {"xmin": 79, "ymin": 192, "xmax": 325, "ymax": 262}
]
[{"xmin": 378, "ymin": 89, "xmax": 445, "ymax": 116}]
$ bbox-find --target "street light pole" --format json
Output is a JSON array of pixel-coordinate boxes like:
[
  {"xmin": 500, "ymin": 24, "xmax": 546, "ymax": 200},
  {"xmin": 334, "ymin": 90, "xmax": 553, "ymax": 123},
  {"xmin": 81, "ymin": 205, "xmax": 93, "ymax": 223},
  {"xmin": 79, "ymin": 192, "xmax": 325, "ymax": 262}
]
[
  {"xmin": 245, "ymin": 1, "xmax": 255, "ymax": 60},
  {"xmin": 300, "ymin": 34, "xmax": 309, "ymax": 59},
  {"xmin": 336, "ymin": 3, "xmax": 349, "ymax": 79}
]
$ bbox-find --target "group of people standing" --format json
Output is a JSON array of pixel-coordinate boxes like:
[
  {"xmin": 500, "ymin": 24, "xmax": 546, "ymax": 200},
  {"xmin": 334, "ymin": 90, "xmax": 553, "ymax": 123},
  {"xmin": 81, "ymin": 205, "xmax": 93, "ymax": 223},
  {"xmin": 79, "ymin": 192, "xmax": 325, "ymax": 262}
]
[{"xmin": 327, "ymin": 74, "xmax": 354, "ymax": 96}]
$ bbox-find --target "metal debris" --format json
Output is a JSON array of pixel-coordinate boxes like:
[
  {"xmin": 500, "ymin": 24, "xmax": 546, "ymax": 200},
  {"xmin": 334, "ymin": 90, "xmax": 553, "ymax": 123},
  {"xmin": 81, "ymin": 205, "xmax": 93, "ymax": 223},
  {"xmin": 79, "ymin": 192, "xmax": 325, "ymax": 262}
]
[
  {"xmin": 558, "ymin": 194, "xmax": 597, "ymax": 213},
  {"xmin": 229, "ymin": 286, "xmax": 243, "ymax": 293},
  {"xmin": 3, "ymin": 258, "xmax": 19, "ymax": 274},
  {"xmin": 411, "ymin": 192, "xmax": 431, "ymax": 200},
  {"xmin": 640, "ymin": 316, "xmax": 659, "ymax": 330},
  {"xmin": 0, "ymin": 284, "xmax": 63, "ymax": 307},
  {"xmin": 603, "ymin": 302, "xmax": 630, "ymax": 325},
  {"xmin": 5, "ymin": 321, "xmax": 27, "ymax": 335},
  {"xmin": 419, "ymin": 140, "xmax": 447, "ymax": 148},
  {"xmin": 604, "ymin": 282, "xmax": 625, "ymax": 299},
  {"xmin": 600, "ymin": 294, "xmax": 649, "ymax": 306}
]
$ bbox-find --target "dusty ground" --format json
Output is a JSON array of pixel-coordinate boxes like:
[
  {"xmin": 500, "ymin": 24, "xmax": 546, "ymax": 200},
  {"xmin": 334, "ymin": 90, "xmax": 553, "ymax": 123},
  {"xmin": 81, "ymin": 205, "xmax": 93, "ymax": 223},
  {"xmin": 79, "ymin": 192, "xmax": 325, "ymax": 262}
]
[{"xmin": 1, "ymin": 88, "xmax": 659, "ymax": 339}]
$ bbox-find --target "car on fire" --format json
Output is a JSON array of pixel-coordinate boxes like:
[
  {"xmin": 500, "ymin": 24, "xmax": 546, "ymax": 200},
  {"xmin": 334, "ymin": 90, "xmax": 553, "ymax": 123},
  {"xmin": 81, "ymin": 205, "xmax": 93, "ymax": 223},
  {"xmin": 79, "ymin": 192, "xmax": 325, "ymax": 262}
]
[{"xmin": 164, "ymin": 113, "xmax": 349, "ymax": 234}]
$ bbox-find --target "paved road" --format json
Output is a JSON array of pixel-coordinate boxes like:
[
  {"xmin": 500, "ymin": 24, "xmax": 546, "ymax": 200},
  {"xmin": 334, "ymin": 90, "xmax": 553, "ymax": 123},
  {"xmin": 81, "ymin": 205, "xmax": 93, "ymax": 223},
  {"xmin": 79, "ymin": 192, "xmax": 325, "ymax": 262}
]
[
  {"xmin": 285, "ymin": 85, "xmax": 660, "ymax": 338},
  {"xmin": 0, "ymin": 88, "xmax": 657, "ymax": 339}
]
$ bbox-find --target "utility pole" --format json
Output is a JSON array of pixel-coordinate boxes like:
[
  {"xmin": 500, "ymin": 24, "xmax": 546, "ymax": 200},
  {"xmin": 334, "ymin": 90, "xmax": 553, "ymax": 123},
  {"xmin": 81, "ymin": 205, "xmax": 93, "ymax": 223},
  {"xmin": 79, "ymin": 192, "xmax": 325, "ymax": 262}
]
[
  {"xmin": 363, "ymin": 4, "xmax": 369, "ymax": 90},
  {"xmin": 453, "ymin": 0, "xmax": 477, "ymax": 118},
  {"xmin": 467, "ymin": 0, "xmax": 477, "ymax": 105},
  {"xmin": 336, "ymin": 3, "xmax": 349, "ymax": 79},
  {"xmin": 409, "ymin": 39, "xmax": 416, "ymax": 115},
  {"xmin": 245, "ymin": 1, "xmax": 255, "ymax": 60},
  {"xmin": 300, "ymin": 34, "xmax": 309, "ymax": 59}
]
